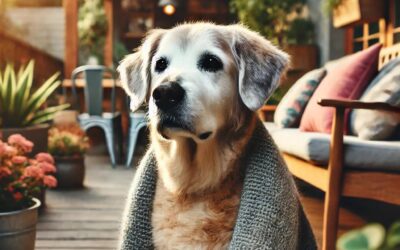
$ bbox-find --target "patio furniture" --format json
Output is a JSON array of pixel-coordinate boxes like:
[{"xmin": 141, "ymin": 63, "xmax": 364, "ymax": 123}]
[
  {"xmin": 126, "ymin": 111, "xmax": 147, "ymax": 168},
  {"xmin": 71, "ymin": 65, "xmax": 123, "ymax": 167},
  {"xmin": 264, "ymin": 44, "xmax": 400, "ymax": 250}
]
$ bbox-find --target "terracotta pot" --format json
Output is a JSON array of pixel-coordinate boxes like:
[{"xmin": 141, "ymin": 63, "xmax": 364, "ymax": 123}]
[
  {"xmin": 0, "ymin": 198, "xmax": 40, "ymax": 250},
  {"xmin": 1, "ymin": 124, "xmax": 50, "ymax": 157},
  {"xmin": 333, "ymin": 0, "xmax": 385, "ymax": 28},
  {"xmin": 54, "ymin": 156, "xmax": 85, "ymax": 189},
  {"xmin": 284, "ymin": 44, "xmax": 318, "ymax": 71}
]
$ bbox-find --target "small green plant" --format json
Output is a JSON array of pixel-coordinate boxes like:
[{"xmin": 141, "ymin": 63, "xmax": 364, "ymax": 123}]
[
  {"xmin": 48, "ymin": 124, "xmax": 90, "ymax": 158},
  {"xmin": 230, "ymin": 0, "xmax": 307, "ymax": 46},
  {"xmin": 287, "ymin": 17, "xmax": 315, "ymax": 45},
  {"xmin": 78, "ymin": 0, "xmax": 108, "ymax": 64},
  {"xmin": 337, "ymin": 222, "xmax": 400, "ymax": 250},
  {"xmin": 0, "ymin": 61, "xmax": 69, "ymax": 128}
]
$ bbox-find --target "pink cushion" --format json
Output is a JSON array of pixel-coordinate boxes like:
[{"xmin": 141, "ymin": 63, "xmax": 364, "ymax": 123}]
[{"xmin": 299, "ymin": 44, "xmax": 382, "ymax": 134}]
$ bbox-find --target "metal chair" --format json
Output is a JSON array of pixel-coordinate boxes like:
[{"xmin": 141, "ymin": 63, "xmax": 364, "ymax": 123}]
[
  {"xmin": 71, "ymin": 65, "xmax": 123, "ymax": 167},
  {"xmin": 125, "ymin": 111, "xmax": 147, "ymax": 168}
]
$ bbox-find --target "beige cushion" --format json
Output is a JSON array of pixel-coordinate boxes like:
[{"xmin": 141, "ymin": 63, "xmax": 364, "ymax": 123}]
[
  {"xmin": 265, "ymin": 122, "xmax": 400, "ymax": 172},
  {"xmin": 351, "ymin": 58, "xmax": 400, "ymax": 140}
]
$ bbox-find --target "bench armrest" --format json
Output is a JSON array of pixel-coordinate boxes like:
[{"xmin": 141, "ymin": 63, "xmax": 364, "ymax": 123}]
[
  {"xmin": 318, "ymin": 99, "xmax": 400, "ymax": 113},
  {"xmin": 316, "ymin": 98, "xmax": 400, "ymax": 221}
]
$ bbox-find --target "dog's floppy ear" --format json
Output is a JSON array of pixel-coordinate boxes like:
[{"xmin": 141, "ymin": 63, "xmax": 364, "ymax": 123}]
[
  {"xmin": 229, "ymin": 25, "xmax": 289, "ymax": 111},
  {"xmin": 118, "ymin": 29, "xmax": 165, "ymax": 111}
]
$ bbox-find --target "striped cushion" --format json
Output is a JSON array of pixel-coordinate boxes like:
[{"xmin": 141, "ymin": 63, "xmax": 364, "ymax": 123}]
[{"xmin": 274, "ymin": 68, "xmax": 326, "ymax": 128}]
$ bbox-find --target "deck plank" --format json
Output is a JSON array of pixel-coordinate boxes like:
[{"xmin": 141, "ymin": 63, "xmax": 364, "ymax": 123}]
[
  {"xmin": 35, "ymin": 154, "xmax": 397, "ymax": 249},
  {"xmin": 35, "ymin": 155, "xmax": 135, "ymax": 250}
]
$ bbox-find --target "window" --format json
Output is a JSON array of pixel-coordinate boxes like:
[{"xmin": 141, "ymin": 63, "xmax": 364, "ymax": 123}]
[
  {"xmin": 349, "ymin": 21, "xmax": 385, "ymax": 52},
  {"xmin": 345, "ymin": 0, "xmax": 400, "ymax": 53}
]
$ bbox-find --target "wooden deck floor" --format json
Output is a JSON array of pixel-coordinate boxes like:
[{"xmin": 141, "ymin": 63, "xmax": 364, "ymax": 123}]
[
  {"xmin": 35, "ymin": 155, "xmax": 135, "ymax": 250},
  {"xmin": 35, "ymin": 153, "xmax": 398, "ymax": 249}
]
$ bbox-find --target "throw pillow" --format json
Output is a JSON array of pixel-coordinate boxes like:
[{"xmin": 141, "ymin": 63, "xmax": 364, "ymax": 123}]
[
  {"xmin": 274, "ymin": 68, "xmax": 327, "ymax": 128},
  {"xmin": 350, "ymin": 58, "xmax": 400, "ymax": 140},
  {"xmin": 299, "ymin": 43, "xmax": 382, "ymax": 134}
]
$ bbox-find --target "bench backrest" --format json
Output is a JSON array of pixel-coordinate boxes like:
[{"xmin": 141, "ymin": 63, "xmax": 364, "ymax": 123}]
[{"xmin": 379, "ymin": 43, "xmax": 400, "ymax": 70}]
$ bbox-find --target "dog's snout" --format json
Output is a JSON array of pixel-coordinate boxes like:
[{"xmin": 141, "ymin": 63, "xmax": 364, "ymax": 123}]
[{"xmin": 152, "ymin": 82, "xmax": 185, "ymax": 110}]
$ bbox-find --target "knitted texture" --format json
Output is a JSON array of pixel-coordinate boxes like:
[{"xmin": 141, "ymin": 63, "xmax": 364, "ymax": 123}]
[{"xmin": 119, "ymin": 121, "xmax": 317, "ymax": 249}]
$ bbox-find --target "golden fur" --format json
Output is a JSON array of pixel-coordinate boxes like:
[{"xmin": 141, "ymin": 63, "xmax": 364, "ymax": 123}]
[
  {"xmin": 118, "ymin": 22, "xmax": 289, "ymax": 249},
  {"xmin": 151, "ymin": 116, "xmax": 256, "ymax": 249}
]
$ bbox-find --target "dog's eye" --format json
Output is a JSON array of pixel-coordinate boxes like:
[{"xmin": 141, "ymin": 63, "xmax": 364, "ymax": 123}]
[
  {"xmin": 155, "ymin": 57, "xmax": 168, "ymax": 73},
  {"xmin": 198, "ymin": 54, "xmax": 223, "ymax": 72}
]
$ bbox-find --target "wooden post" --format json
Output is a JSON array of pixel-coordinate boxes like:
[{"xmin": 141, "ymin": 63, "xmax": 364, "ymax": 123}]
[
  {"xmin": 104, "ymin": 0, "xmax": 114, "ymax": 67},
  {"xmin": 63, "ymin": 0, "xmax": 79, "ymax": 78},
  {"xmin": 322, "ymin": 107, "xmax": 345, "ymax": 250}
]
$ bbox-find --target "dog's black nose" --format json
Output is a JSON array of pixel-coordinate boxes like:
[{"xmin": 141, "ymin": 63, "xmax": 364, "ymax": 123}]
[{"xmin": 152, "ymin": 82, "xmax": 185, "ymax": 110}]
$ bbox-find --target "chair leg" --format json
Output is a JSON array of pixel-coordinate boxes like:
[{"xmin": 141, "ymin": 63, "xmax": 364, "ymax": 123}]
[
  {"xmin": 115, "ymin": 119, "xmax": 124, "ymax": 164},
  {"xmin": 322, "ymin": 107, "xmax": 345, "ymax": 250},
  {"xmin": 125, "ymin": 126, "xmax": 141, "ymax": 168},
  {"xmin": 104, "ymin": 128, "xmax": 117, "ymax": 168},
  {"xmin": 322, "ymin": 182, "xmax": 341, "ymax": 250}
]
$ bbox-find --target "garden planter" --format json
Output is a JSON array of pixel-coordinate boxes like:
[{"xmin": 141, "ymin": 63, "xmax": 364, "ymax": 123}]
[
  {"xmin": 33, "ymin": 188, "xmax": 46, "ymax": 211},
  {"xmin": 333, "ymin": 0, "xmax": 385, "ymax": 28},
  {"xmin": 0, "ymin": 198, "xmax": 40, "ymax": 250},
  {"xmin": 284, "ymin": 45, "xmax": 318, "ymax": 72},
  {"xmin": 54, "ymin": 156, "xmax": 85, "ymax": 189},
  {"xmin": 283, "ymin": 44, "xmax": 318, "ymax": 86},
  {"xmin": 1, "ymin": 124, "xmax": 50, "ymax": 156}
]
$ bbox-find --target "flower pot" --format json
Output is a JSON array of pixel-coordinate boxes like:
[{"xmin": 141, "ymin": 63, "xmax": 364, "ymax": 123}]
[
  {"xmin": 1, "ymin": 124, "xmax": 50, "ymax": 157},
  {"xmin": 333, "ymin": 0, "xmax": 385, "ymax": 28},
  {"xmin": 33, "ymin": 188, "xmax": 46, "ymax": 211},
  {"xmin": 54, "ymin": 156, "xmax": 85, "ymax": 189},
  {"xmin": 0, "ymin": 198, "xmax": 40, "ymax": 250}
]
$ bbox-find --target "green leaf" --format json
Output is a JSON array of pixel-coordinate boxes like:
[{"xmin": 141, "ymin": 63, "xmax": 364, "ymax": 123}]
[
  {"xmin": 387, "ymin": 222, "xmax": 400, "ymax": 248},
  {"xmin": 2, "ymin": 64, "xmax": 17, "ymax": 119},
  {"xmin": 21, "ymin": 73, "xmax": 60, "ymax": 120},
  {"xmin": 14, "ymin": 60, "xmax": 34, "ymax": 120},
  {"xmin": 24, "ymin": 103, "xmax": 70, "ymax": 126},
  {"xmin": 337, "ymin": 224, "xmax": 385, "ymax": 250},
  {"xmin": 337, "ymin": 231, "xmax": 369, "ymax": 250}
]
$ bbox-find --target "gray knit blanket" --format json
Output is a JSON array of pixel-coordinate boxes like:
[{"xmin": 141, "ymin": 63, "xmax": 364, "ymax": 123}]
[{"xmin": 119, "ymin": 121, "xmax": 317, "ymax": 249}]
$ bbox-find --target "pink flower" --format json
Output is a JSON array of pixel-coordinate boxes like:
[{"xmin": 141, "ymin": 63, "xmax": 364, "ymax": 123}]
[
  {"xmin": 13, "ymin": 192, "xmax": 23, "ymax": 201},
  {"xmin": 0, "ymin": 167, "xmax": 12, "ymax": 178},
  {"xmin": 43, "ymin": 175, "xmax": 57, "ymax": 188},
  {"xmin": 0, "ymin": 141, "xmax": 6, "ymax": 155},
  {"xmin": 38, "ymin": 162, "xmax": 56, "ymax": 174},
  {"xmin": 35, "ymin": 153, "xmax": 55, "ymax": 164},
  {"xmin": 7, "ymin": 134, "xmax": 34, "ymax": 153},
  {"xmin": 3, "ymin": 145, "xmax": 17, "ymax": 157},
  {"xmin": 11, "ymin": 156, "xmax": 27, "ymax": 165},
  {"xmin": 23, "ymin": 165, "xmax": 44, "ymax": 179}
]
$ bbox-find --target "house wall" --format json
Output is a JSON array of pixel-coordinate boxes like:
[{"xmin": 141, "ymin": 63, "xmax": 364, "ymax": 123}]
[
  {"xmin": 307, "ymin": 0, "xmax": 346, "ymax": 65},
  {"xmin": 6, "ymin": 7, "xmax": 65, "ymax": 60}
]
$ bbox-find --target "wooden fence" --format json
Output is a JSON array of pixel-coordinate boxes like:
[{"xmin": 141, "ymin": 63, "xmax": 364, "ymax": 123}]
[{"xmin": 0, "ymin": 31, "xmax": 64, "ymax": 85}]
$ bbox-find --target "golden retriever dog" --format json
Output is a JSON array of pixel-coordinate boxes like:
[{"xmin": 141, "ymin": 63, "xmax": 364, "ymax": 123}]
[{"xmin": 118, "ymin": 22, "xmax": 289, "ymax": 249}]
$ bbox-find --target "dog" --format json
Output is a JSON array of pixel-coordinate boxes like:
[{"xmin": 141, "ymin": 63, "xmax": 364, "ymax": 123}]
[{"xmin": 118, "ymin": 22, "xmax": 289, "ymax": 249}]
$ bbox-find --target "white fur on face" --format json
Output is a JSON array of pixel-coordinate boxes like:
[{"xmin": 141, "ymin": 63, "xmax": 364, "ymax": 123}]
[{"xmin": 148, "ymin": 25, "xmax": 237, "ymax": 142}]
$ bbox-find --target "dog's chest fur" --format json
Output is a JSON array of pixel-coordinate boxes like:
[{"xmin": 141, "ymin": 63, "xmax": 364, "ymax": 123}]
[{"xmin": 151, "ymin": 169, "xmax": 243, "ymax": 250}]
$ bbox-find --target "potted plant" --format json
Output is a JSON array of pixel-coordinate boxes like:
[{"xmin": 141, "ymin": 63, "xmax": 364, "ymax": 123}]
[
  {"xmin": 230, "ymin": 0, "xmax": 317, "ymax": 109},
  {"xmin": 324, "ymin": 0, "xmax": 384, "ymax": 28},
  {"xmin": 78, "ymin": 0, "xmax": 108, "ymax": 65},
  {"xmin": 48, "ymin": 124, "xmax": 90, "ymax": 188},
  {"xmin": 337, "ymin": 222, "xmax": 400, "ymax": 250},
  {"xmin": 0, "ymin": 134, "xmax": 57, "ymax": 250},
  {"xmin": 0, "ymin": 61, "xmax": 69, "ymax": 155}
]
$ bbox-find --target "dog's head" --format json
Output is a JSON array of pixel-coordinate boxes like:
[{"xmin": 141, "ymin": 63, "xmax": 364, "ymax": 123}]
[{"xmin": 118, "ymin": 23, "xmax": 289, "ymax": 142}]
